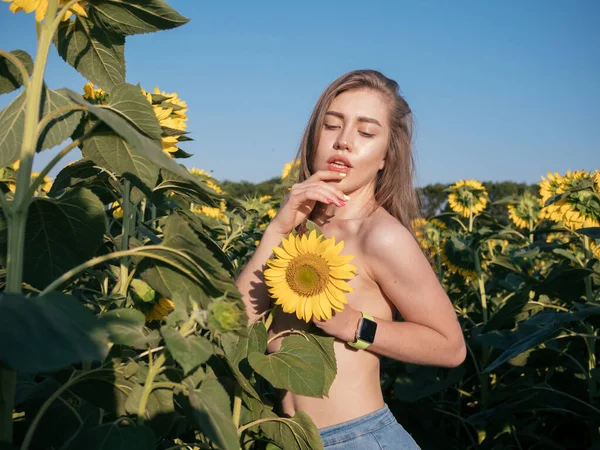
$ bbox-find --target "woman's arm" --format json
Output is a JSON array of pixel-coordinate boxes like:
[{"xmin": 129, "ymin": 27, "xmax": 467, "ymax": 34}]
[
  {"xmin": 314, "ymin": 218, "xmax": 466, "ymax": 368},
  {"xmin": 235, "ymin": 225, "xmax": 286, "ymax": 323}
]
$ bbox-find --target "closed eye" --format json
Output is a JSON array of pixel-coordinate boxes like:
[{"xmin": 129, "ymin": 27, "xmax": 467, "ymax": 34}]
[
  {"xmin": 324, "ymin": 124, "xmax": 339, "ymax": 130},
  {"xmin": 359, "ymin": 131, "xmax": 375, "ymax": 138}
]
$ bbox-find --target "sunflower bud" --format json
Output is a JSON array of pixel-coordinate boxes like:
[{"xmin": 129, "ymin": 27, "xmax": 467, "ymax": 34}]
[{"xmin": 207, "ymin": 300, "xmax": 244, "ymax": 333}]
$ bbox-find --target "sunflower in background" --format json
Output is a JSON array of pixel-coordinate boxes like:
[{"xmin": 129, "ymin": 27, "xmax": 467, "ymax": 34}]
[
  {"xmin": 412, "ymin": 218, "xmax": 447, "ymax": 257},
  {"xmin": 441, "ymin": 234, "xmax": 487, "ymax": 280},
  {"xmin": 447, "ymin": 180, "xmax": 488, "ymax": 218},
  {"xmin": 136, "ymin": 297, "xmax": 175, "ymax": 323},
  {"xmin": 264, "ymin": 229, "xmax": 356, "ymax": 322},
  {"xmin": 281, "ymin": 159, "xmax": 300, "ymax": 180},
  {"xmin": 539, "ymin": 169, "xmax": 600, "ymax": 230},
  {"xmin": 3, "ymin": 0, "xmax": 87, "ymax": 22},
  {"xmin": 507, "ymin": 191, "xmax": 542, "ymax": 230},
  {"xmin": 82, "ymin": 82, "xmax": 106, "ymax": 104}
]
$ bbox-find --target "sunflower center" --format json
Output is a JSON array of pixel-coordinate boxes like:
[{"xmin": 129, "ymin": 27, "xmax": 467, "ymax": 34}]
[{"xmin": 285, "ymin": 253, "xmax": 330, "ymax": 296}]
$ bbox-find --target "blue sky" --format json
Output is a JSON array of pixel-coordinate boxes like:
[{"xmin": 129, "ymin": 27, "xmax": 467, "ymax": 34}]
[{"xmin": 0, "ymin": 0, "xmax": 598, "ymax": 187}]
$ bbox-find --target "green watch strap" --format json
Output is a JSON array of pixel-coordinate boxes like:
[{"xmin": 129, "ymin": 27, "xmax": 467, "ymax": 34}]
[{"xmin": 347, "ymin": 312, "xmax": 374, "ymax": 350}]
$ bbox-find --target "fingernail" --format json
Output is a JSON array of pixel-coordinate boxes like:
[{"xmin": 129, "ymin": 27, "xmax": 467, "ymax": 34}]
[
  {"xmin": 325, "ymin": 198, "xmax": 333, "ymax": 204},
  {"xmin": 338, "ymin": 201, "xmax": 346, "ymax": 207},
  {"xmin": 343, "ymin": 195, "xmax": 351, "ymax": 200},
  {"xmin": 339, "ymin": 173, "xmax": 346, "ymax": 177}
]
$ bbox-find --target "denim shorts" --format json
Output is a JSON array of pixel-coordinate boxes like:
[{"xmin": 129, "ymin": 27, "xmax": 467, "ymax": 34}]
[{"xmin": 318, "ymin": 404, "xmax": 421, "ymax": 449}]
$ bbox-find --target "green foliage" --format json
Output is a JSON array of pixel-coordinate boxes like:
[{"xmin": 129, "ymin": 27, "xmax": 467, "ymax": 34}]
[
  {"xmin": 1, "ymin": 1, "xmax": 598, "ymax": 449},
  {"xmin": 0, "ymin": 50, "xmax": 33, "ymax": 95}
]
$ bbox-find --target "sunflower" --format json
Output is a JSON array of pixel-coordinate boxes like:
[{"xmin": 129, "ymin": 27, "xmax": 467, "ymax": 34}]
[
  {"xmin": 30, "ymin": 172, "xmax": 52, "ymax": 194},
  {"xmin": 507, "ymin": 191, "xmax": 542, "ymax": 230},
  {"xmin": 82, "ymin": 82, "xmax": 106, "ymax": 103},
  {"xmin": 539, "ymin": 170, "xmax": 600, "ymax": 230},
  {"xmin": 264, "ymin": 230, "xmax": 356, "ymax": 322},
  {"xmin": 189, "ymin": 167, "xmax": 209, "ymax": 177},
  {"xmin": 590, "ymin": 240, "xmax": 600, "ymax": 260},
  {"xmin": 447, "ymin": 180, "xmax": 488, "ymax": 218},
  {"xmin": 441, "ymin": 234, "xmax": 486, "ymax": 280},
  {"xmin": 111, "ymin": 202, "xmax": 123, "ymax": 219},
  {"xmin": 281, "ymin": 159, "xmax": 300, "ymax": 180},
  {"xmin": 259, "ymin": 195, "xmax": 272, "ymax": 203},
  {"xmin": 205, "ymin": 180, "xmax": 223, "ymax": 195},
  {"xmin": 412, "ymin": 218, "xmax": 447, "ymax": 256},
  {"xmin": 137, "ymin": 297, "xmax": 175, "ymax": 323},
  {"xmin": 192, "ymin": 200, "xmax": 227, "ymax": 222},
  {"xmin": 3, "ymin": 0, "xmax": 87, "ymax": 22},
  {"xmin": 140, "ymin": 86, "xmax": 189, "ymax": 158},
  {"xmin": 266, "ymin": 208, "xmax": 277, "ymax": 219}
]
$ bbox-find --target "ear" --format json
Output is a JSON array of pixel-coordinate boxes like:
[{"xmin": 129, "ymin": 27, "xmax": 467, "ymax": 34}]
[{"xmin": 378, "ymin": 158, "xmax": 385, "ymax": 171}]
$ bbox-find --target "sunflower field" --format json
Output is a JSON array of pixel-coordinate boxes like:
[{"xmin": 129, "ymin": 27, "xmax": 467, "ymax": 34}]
[{"xmin": 0, "ymin": 2, "xmax": 598, "ymax": 449}]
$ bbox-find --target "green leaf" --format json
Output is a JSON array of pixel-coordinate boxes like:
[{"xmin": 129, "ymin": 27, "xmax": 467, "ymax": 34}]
[
  {"xmin": 579, "ymin": 227, "xmax": 600, "ymax": 239},
  {"xmin": 88, "ymin": 0, "xmax": 190, "ymax": 36},
  {"xmin": 0, "ymin": 49, "xmax": 33, "ymax": 95},
  {"xmin": 0, "ymin": 292, "xmax": 107, "ymax": 372},
  {"xmin": 47, "ymin": 159, "xmax": 102, "ymax": 196},
  {"xmin": 161, "ymin": 326, "xmax": 213, "ymax": 375},
  {"xmin": 187, "ymin": 375, "xmax": 239, "ymax": 450},
  {"xmin": 130, "ymin": 278, "xmax": 156, "ymax": 302},
  {"xmin": 99, "ymin": 308, "xmax": 159, "ymax": 349},
  {"xmin": 22, "ymin": 188, "xmax": 106, "ymax": 289},
  {"xmin": 65, "ymin": 423, "xmax": 155, "ymax": 450},
  {"xmin": 108, "ymin": 83, "xmax": 162, "ymax": 140},
  {"xmin": 0, "ymin": 85, "xmax": 83, "ymax": 168},
  {"xmin": 248, "ymin": 335, "xmax": 327, "ymax": 397},
  {"xmin": 260, "ymin": 411, "xmax": 323, "ymax": 450},
  {"xmin": 394, "ymin": 366, "xmax": 465, "ymax": 402},
  {"xmin": 553, "ymin": 248, "xmax": 582, "ymax": 265},
  {"xmin": 221, "ymin": 322, "xmax": 267, "ymax": 399},
  {"xmin": 124, "ymin": 383, "xmax": 175, "ymax": 436},
  {"xmin": 138, "ymin": 213, "xmax": 239, "ymax": 308},
  {"xmin": 0, "ymin": 90, "xmax": 25, "ymax": 168},
  {"xmin": 66, "ymin": 89, "xmax": 203, "ymax": 188},
  {"xmin": 304, "ymin": 332, "xmax": 336, "ymax": 394},
  {"xmin": 82, "ymin": 128, "xmax": 160, "ymax": 193},
  {"xmin": 55, "ymin": 16, "xmax": 125, "ymax": 92},
  {"xmin": 483, "ymin": 291, "xmax": 530, "ymax": 332}
]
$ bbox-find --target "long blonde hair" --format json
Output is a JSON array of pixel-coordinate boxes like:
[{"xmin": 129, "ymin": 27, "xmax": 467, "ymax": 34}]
[{"xmin": 293, "ymin": 70, "xmax": 421, "ymax": 236}]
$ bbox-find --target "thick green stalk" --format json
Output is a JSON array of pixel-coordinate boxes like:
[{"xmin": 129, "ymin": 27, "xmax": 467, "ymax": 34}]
[
  {"xmin": 583, "ymin": 235, "xmax": 594, "ymax": 302},
  {"xmin": 0, "ymin": 1, "xmax": 59, "ymax": 443},
  {"xmin": 137, "ymin": 353, "xmax": 166, "ymax": 425},
  {"xmin": 119, "ymin": 180, "xmax": 132, "ymax": 296},
  {"xmin": 474, "ymin": 251, "xmax": 490, "ymax": 409}
]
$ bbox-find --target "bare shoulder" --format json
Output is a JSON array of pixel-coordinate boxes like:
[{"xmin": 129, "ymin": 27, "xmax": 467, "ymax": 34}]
[{"xmin": 358, "ymin": 208, "xmax": 420, "ymax": 258}]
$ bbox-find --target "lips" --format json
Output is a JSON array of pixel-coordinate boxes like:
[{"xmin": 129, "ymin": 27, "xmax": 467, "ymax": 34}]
[{"xmin": 325, "ymin": 155, "xmax": 352, "ymax": 175}]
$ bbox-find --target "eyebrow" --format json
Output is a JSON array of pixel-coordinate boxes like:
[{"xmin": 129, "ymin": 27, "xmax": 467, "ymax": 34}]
[{"xmin": 325, "ymin": 111, "xmax": 382, "ymax": 127}]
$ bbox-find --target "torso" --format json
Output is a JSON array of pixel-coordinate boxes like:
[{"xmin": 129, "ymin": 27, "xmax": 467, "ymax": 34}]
[{"xmin": 266, "ymin": 207, "xmax": 397, "ymax": 429}]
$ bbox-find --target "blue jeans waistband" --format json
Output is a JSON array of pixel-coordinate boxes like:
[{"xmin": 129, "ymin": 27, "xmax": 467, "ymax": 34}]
[{"xmin": 318, "ymin": 404, "xmax": 396, "ymax": 439}]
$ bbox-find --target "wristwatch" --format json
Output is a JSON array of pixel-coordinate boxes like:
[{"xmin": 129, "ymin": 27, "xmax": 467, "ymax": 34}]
[{"xmin": 347, "ymin": 312, "xmax": 377, "ymax": 350}]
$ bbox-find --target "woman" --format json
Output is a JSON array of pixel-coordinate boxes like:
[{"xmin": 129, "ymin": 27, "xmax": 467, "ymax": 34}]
[{"xmin": 236, "ymin": 70, "xmax": 466, "ymax": 449}]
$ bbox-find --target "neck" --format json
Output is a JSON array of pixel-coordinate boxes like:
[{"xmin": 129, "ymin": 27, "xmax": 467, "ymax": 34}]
[{"xmin": 311, "ymin": 182, "xmax": 378, "ymax": 225}]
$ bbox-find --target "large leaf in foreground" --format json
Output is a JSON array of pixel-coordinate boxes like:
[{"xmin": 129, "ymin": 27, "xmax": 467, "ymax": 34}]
[
  {"xmin": 23, "ymin": 188, "xmax": 105, "ymax": 288},
  {"xmin": 161, "ymin": 325, "xmax": 213, "ymax": 375},
  {"xmin": 248, "ymin": 335, "xmax": 327, "ymax": 397},
  {"xmin": 108, "ymin": 83, "xmax": 162, "ymax": 140},
  {"xmin": 89, "ymin": 0, "xmax": 190, "ymax": 36},
  {"xmin": 187, "ymin": 376, "xmax": 239, "ymax": 450},
  {"xmin": 0, "ymin": 86, "xmax": 82, "ymax": 168},
  {"xmin": 55, "ymin": 16, "xmax": 125, "ymax": 92},
  {"xmin": 261, "ymin": 410, "xmax": 323, "ymax": 450},
  {"xmin": 0, "ymin": 292, "xmax": 107, "ymax": 372},
  {"xmin": 99, "ymin": 308, "xmax": 159, "ymax": 349},
  {"xmin": 65, "ymin": 423, "xmax": 155, "ymax": 450},
  {"xmin": 0, "ymin": 49, "xmax": 33, "ymax": 95}
]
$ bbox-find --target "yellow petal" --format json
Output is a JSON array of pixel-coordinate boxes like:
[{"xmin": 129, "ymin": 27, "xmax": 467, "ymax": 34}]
[
  {"xmin": 319, "ymin": 292, "xmax": 332, "ymax": 320},
  {"xmin": 267, "ymin": 258, "xmax": 290, "ymax": 269},
  {"xmin": 281, "ymin": 235, "xmax": 298, "ymax": 257},
  {"xmin": 322, "ymin": 240, "xmax": 344, "ymax": 259},
  {"xmin": 272, "ymin": 246, "xmax": 293, "ymax": 260},
  {"xmin": 326, "ymin": 285, "xmax": 348, "ymax": 305},
  {"xmin": 311, "ymin": 295, "xmax": 324, "ymax": 321},
  {"xmin": 303, "ymin": 296, "xmax": 313, "ymax": 322},
  {"xmin": 329, "ymin": 268, "xmax": 356, "ymax": 280},
  {"xmin": 328, "ymin": 254, "xmax": 355, "ymax": 266},
  {"xmin": 329, "ymin": 277, "xmax": 353, "ymax": 293}
]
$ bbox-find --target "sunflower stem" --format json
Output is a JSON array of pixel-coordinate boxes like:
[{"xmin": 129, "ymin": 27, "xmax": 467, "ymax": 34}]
[
  {"xmin": 468, "ymin": 203, "xmax": 474, "ymax": 233},
  {"xmin": 137, "ymin": 353, "xmax": 166, "ymax": 425},
  {"xmin": 474, "ymin": 250, "xmax": 490, "ymax": 409},
  {"xmin": 232, "ymin": 385, "xmax": 242, "ymax": 428},
  {"xmin": 120, "ymin": 180, "xmax": 132, "ymax": 297},
  {"xmin": 267, "ymin": 329, "xmax": 308, "ymax": 345},
  {"xmin": 583, "ymin": 236, "xmax": 594, "ymax": 303},
  {"xmin": 0, "ymin": 1, "xmax": 59, "ymax": 442}
]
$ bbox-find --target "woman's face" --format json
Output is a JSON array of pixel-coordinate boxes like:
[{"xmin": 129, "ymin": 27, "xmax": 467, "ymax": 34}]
[{"xmin": 313, "ymin": 88, "xmax": 391, "ymax": 193}]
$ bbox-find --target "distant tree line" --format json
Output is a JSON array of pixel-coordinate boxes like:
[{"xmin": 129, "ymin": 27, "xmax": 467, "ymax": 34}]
[{"xmin": 220, "ymin": 178, "xmax": 538, "ymax": 224}]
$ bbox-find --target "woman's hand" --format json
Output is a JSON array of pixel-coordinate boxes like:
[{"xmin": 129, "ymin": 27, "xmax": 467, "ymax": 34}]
[
  {"xmin": 312, "ymin": 305, "xmax": 362, "ymax": 343},
  {"xmin": 268, "ymin": 170, "xmax": 349, "ymax": 235}
]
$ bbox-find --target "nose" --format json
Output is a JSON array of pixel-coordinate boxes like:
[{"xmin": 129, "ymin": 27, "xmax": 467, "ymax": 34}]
[{"xmin": 333, "ymin": 129, "xmax": 352, "ymax": 151}]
